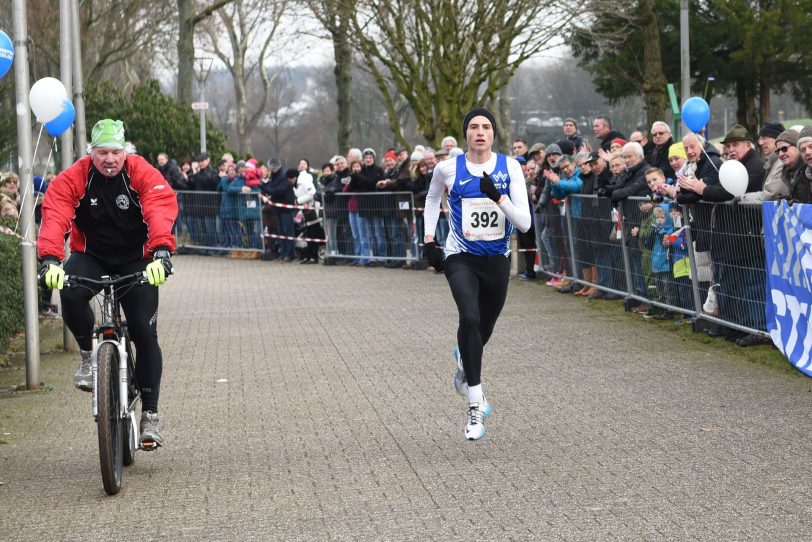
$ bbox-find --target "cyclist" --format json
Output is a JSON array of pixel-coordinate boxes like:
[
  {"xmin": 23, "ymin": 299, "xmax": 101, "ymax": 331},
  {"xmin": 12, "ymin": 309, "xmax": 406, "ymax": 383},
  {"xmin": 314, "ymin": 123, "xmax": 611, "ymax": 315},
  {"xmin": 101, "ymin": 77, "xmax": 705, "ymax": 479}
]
[
  {"xmin": 423, "ymin": 108, "xmax": 531, "ymax": 440},
  {"xmin": 38, "ymin": 119, "xmax": 178, "ymax": 449}
]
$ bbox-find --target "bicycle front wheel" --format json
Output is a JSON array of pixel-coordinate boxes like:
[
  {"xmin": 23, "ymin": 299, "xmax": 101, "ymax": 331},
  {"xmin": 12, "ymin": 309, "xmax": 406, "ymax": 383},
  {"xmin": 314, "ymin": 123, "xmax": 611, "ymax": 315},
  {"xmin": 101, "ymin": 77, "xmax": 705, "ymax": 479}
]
[{"xmin": 97, "ymin": 342, "xmax": 124, "ymax": 495}]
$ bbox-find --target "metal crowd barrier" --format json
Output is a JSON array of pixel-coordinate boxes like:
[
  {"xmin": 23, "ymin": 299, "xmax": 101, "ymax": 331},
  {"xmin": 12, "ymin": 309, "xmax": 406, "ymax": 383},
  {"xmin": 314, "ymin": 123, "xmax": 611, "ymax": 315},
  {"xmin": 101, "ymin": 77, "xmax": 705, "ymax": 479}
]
[
  {"xmin": 560, "ymin": 194, "xmax": 769, "ymax": 337},
  {"xmin": 322, "ymin": 191, "xmax": 418, "ymax": 264},
  {"xmin": 175, "ymin": 190, "xmax": 264, "ymax": 253}
]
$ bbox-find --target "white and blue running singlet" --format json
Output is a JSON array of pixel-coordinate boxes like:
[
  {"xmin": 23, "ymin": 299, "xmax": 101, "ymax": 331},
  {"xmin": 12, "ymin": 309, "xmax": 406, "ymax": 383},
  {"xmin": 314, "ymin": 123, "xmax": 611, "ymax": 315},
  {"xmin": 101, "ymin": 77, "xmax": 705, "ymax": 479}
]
[{"xmin": 447, "ymin": 153, "xmax": 514, "ymax": 256}]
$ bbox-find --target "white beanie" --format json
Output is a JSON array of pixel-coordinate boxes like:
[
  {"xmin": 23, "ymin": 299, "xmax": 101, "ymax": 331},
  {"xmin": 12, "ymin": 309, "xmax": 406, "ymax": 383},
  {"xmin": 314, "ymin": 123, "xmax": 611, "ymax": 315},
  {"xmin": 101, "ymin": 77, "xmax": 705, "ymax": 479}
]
[{"xmin": 410, "ymin": 150, "xmax": 424, "ymax": 161}]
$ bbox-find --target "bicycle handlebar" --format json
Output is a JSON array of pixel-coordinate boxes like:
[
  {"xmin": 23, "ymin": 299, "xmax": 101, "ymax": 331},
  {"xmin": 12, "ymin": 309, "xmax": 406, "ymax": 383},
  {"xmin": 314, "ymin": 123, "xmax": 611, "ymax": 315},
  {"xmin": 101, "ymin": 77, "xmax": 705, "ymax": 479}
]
[{"xmin": 63, "ymin": 271, "xmax": 150, "ymax": 289}]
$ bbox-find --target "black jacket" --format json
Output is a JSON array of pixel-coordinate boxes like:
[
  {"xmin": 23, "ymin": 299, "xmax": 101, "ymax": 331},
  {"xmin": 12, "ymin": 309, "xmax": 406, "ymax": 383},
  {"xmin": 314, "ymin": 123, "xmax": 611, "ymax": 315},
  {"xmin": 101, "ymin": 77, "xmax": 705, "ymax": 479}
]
[
  {"xmin": 189, "ymin": 166, "xmax": 220, "ymax": 192},
  {"xmin": 159, "ymin": 159, "xmax": 187, "ymax": 190},
  {"xmin": 676, "ymin": 143, "xmax": 723, "ymax": 253},
  {"xmin": 599, "ymin": 129, "xmax": 626, "ymax": 152},
  {"xmin": 648, "ymin": 138, "xmax": 675, "ymax": 180}
]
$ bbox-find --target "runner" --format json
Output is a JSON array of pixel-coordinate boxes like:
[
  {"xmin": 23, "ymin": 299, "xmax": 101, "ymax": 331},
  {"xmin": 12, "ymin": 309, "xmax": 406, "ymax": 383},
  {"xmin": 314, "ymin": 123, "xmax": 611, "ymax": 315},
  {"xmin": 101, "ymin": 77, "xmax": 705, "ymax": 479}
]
[{"xmin": 423, "ymin": 108, "xmax": 531, "ymax": 440}]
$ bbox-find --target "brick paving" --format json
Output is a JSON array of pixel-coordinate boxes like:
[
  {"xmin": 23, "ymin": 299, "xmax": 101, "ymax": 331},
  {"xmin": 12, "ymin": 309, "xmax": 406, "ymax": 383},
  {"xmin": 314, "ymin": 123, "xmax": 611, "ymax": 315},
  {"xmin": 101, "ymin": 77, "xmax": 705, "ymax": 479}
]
[{"xmin": 1, "ymin": 254, "xmax": 810, "ymax": 540}]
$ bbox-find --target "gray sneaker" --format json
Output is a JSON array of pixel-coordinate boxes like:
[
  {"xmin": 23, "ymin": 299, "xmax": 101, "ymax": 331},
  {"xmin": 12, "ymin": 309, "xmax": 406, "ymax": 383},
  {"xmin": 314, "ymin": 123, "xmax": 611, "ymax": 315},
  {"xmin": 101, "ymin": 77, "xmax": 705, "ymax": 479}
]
[
  {"xmin": 73, "ymin": 350, "xmax": 93, "ymax": 392},
  {"xmin": 140, "ymin": 411, "xmax": 163, "ymax": 449}
]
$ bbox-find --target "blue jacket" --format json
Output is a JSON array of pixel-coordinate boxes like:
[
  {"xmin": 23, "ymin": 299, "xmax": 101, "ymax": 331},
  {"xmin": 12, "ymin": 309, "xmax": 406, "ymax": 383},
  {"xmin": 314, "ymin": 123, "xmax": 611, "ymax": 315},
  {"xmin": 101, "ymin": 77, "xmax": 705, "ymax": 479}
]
[
  {"xmin": 226, "ymin": 175, "xmax": 261, "ymax": 221},
  {"xmin": 552, "ymin": 167, "xmax": 583, "ymax": 217},
  {"xmin": 647, "ymin": 204, "xmax": 674, "ymax": 273},
  {"xmin": 217, "ymin": 176, "xmax": 240, "ymax": 220}
]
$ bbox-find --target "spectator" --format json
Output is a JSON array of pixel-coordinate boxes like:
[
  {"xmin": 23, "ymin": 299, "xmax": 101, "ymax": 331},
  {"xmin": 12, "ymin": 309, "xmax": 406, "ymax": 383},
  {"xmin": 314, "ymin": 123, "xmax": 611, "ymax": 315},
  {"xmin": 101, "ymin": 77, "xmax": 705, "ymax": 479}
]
[
  {"xmin": 187, "ymin": 152, "xmax": 221, "ymax": 252},
  {"xmin": 563, "ymin": 118, "xmax": 585, "ymax": 152},
  {"xmin": 266, "ymin": 167, "xmax": 298, "ymax": 262},
  {"xmin": 323, "ymin": 156, "xmax": 353, "ymax": 261},
  {"xmin": 216, "ymin": 163, "xmax": 242, "ymax": 253},
  {"xmin": 294, "ymin": 165, "xmax": 321, "ymax": 264},
  {"xmin": 666, "ymin": 203, "xmax": 693, "ymax": 318},
  {"xmin": 630, "ymin": 129, "xmax": 655, "ymax": 159},
  {"xmin": 232, "ymin": 161, "xmax": 262, "ymax": 255},
  {"xmin": 573, "ymin": 152, "xmax": 600, "ymax": 297},
  {"xmin": 741, "ymin": 122, "xmax": 788, "ymax": 202},
  {"xmin": 512, "ymin": 138, "xmax": 529, "ymax": 160},
  {"xmin": 592, "ymin": 115, "xmax": 626, "ymax": 152},
  {"xmin": 643, "ymin": 201, "xmax": 677, "ymax": 319},
  {"xmin": 790, "ymin": 126, "xmax": 812, "ymax": 203},
  {"xmin": 528, "ymin": 143, "xmax": 545, "ymax": 165},
  {"xmin": 345, "ymin": 159, "xmax": 372, "ymax": 266},
  {"xmin": 156, "ymin": 153, "xmax": 188, "ymax": 190},
  {"xmin": 646, "ymin": 121, "xmax": 676, "ymax": 179},
  {"xmin": 0, "ymin": 172, "xmax": 20, "ymax": 219},
  {"xmin": 538, "ymin": 144, "xmax": 565, "ymax": 285},
  {"xmin": 260, "ymin": 158, "xmax": 285, "ymax": 260},
  {"xmin": 516, "ymin": 156, "xmax": 537, "ymax": 280},
  {"xmin": 441, "ymin": 136, "xmax": 457, "ymax": 153},
  {"xmin": 546, "ymin": 154, "xmax": 583, "ymax": 292},
  {"xmin": 607, "ymin": 142, "xmax": 652, "ymax": 310},
  {"xmin": 609, "ymin": 138, "xmax": 627, "ymax": 154}
]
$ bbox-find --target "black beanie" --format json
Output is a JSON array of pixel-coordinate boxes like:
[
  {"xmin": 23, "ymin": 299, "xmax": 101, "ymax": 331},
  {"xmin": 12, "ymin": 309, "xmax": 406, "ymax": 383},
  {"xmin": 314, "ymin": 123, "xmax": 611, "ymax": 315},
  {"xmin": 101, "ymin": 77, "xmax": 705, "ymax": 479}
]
[
  {"xmin": 463, "ymin": 107, "xmax": 497, "ymax": 134},
  {"xmin": 758, "ymin": 122, "xmax": 785, "ymax": 139},
  {"xmin": 285, "ymin": 168, "xmax": 298, "ymax": 179}
]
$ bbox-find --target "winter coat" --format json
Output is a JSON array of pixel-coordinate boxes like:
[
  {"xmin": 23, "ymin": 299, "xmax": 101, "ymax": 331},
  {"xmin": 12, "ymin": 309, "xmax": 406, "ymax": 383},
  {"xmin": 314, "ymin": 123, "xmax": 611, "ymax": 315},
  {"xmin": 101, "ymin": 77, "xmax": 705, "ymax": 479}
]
[
  {"xmin": 599, "ymin": 129, "xmax": 626, "ymax": 152},
  {"xmin": 217, "ymin": 176, "xmax": 240, "ymax": 220},
  {"xmin": 158, "ymin": 159, "xmax": 188, "ymax": 190},
  {"xmin": 676, "ymin": 143, "xmax": 723, "ymax": 253},
  {"xmin": 740, "ymin": 154, "xmax": 788, "ymax": 202},
  {"xmin": 551, "ymin": 167, "xmax": 584, "ymax": 217},
  {"xmin": 645, "ymin": 205, "xmax": 674, "ymax": 274},
  {"xmin": 647, "ymin": 138, "xmax": 675, "ymax": 180}
]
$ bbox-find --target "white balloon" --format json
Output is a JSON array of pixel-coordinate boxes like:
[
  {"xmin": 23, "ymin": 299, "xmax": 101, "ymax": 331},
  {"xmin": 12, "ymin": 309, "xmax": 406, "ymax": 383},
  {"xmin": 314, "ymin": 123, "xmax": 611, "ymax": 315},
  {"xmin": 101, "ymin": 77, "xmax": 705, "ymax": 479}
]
[
  {"xmin": 29, "ymin": 77, "xmax": 68, "ymax": 123},
  {"xmin": 719, "ymin": 159, "xmax": 749, "ymax": 197}
]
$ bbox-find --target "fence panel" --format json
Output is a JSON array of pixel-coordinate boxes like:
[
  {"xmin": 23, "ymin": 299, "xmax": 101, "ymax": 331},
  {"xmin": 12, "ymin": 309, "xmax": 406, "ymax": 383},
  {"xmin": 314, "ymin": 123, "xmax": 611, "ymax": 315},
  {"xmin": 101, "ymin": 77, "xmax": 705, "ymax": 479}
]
[
  {"xmin": 322, "ymin": 191, "xmax": 417, "ymax": 265},
  {"xmin": 565, "ymin": 194, "xmax": 768, "ymax": 336},
  {"xmin": 176, "ymin": 190, "xmax": 263, "ymax": 253}
]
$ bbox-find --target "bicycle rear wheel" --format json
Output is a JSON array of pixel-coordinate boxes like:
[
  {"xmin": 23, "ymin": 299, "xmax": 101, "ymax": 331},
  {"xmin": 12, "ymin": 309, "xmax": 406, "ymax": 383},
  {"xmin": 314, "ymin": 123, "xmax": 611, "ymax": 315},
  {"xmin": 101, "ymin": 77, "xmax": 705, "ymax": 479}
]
[
  {"xmin": 97, "ymin": 342, "xmax": 124, "ymax": 495},
  {"xmin": 123, "ymin": 340, "xmax": 138, "ymax": 467}
]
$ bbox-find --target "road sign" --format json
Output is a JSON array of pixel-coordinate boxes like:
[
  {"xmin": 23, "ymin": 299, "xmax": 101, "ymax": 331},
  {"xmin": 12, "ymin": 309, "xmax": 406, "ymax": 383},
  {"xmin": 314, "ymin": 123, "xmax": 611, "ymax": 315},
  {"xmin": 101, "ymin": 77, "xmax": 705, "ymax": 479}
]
[{"xmin": 191, "ymin": 102, "xmax": 209, "ymax": 111}]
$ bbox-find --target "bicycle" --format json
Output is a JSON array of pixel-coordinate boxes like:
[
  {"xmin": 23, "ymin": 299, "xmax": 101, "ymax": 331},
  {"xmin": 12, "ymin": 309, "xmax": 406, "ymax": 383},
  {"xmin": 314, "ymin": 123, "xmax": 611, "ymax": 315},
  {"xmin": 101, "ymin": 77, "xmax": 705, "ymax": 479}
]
[{"xmin": 61, "ymin": 271, "xmax": 157, "ymax": 495}]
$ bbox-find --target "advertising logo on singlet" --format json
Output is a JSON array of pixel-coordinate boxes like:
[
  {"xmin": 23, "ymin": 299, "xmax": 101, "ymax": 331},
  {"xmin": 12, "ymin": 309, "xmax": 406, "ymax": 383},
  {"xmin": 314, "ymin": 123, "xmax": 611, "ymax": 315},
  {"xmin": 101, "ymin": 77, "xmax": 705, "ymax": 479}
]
[
  {"xmin": 491, "ymin": 171, "xmax": 509, "ymax": 189},
  {"xmin": 116, "ymin": 194, "xmax": 130, "ymax": 210}
]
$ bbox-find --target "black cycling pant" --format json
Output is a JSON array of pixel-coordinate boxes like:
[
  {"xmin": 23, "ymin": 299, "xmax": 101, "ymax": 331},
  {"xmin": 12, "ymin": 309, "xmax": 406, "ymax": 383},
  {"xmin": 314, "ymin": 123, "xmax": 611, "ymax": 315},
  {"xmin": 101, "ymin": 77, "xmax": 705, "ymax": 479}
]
[
  {"xmin": 62, "ymin": 253, "xmax": 163, "ymax": 412},
  {"xmin": 444, "ymin": 252, "xmax": 510, "ymax": 388}
]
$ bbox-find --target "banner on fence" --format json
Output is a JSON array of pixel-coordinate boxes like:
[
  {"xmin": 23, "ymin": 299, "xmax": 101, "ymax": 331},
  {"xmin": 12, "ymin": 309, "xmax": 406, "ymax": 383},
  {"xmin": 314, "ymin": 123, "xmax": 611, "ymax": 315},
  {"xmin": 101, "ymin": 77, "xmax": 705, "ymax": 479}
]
[{"xmin": 763, "ymin": 201, "xmax": 812, "ymax": 377}]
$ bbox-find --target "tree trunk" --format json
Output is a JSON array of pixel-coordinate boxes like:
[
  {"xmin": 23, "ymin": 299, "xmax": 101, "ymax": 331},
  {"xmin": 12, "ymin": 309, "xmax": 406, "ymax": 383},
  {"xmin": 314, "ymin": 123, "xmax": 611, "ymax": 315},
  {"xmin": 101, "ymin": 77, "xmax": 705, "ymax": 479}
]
[
  {"xmin": 639, "ymin": 0, "xmax": 668, "ymax": 129},
  {"xmin": 333, "ymin": 14, "xmax": 352, "ymax": 154},
  {"xmin": 177, "ymin": 0, "xmax": 195, "ymax": 105},
  {"xmin": 758, "ymin": 74, "xmax": 771, "ymax": 129},
  {"xmin": 494, "ymin": 86, "xmax": 511, "ymax": 154}
]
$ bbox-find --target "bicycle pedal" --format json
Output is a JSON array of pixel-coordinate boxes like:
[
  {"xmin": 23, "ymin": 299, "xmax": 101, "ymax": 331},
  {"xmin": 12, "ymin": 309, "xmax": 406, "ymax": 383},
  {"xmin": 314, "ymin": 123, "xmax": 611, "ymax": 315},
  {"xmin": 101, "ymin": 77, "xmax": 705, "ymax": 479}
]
[{"xmin": 139, "ymin": 441, "xmax": 161, "ymax": 451}]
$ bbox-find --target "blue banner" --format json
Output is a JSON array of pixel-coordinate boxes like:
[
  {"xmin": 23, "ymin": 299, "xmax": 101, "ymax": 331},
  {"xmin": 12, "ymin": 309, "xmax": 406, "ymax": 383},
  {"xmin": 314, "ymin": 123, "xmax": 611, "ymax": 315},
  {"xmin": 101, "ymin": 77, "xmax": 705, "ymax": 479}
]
[{"xmin": 763, "ymin": 201, "xmax": 812, "ymax": 377}]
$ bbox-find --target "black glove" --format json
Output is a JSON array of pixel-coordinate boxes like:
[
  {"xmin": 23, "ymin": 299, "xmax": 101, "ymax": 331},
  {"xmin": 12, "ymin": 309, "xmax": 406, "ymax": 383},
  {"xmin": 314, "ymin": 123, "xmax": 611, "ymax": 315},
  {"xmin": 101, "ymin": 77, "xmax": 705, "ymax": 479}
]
[
  {"xmin": 479, "ymin": 172, "xmax": 501, "ymax": 203},
  {"xmin": 423, "ymin": 241, "xmax": 444, "ymax": 271}
]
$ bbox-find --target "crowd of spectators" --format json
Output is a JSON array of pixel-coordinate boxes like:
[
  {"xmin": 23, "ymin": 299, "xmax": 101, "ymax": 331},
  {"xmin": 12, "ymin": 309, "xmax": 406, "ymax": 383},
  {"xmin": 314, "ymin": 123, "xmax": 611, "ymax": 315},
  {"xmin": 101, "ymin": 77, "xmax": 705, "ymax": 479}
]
[{"xmin": 514, "ymin": 116, "xmax": 811, "ymax": 348}]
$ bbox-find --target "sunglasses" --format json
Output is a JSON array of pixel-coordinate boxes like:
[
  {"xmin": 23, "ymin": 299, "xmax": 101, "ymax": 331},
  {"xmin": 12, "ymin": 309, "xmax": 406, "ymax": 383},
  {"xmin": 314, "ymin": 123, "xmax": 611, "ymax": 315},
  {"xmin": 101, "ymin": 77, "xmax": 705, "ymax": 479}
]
[
  {"xmin": 775, "ymin": 146, "xmax": 792, "ymax": 154},
  {"xmin": 651, "ymin": 131, "xmax": 668, "ymax": 136}
]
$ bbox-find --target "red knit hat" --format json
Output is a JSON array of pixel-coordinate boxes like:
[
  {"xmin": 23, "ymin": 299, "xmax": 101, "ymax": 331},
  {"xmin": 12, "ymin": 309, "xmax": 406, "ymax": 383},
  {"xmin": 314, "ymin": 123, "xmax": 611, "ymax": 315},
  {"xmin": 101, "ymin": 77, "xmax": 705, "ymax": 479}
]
[{"xmin": 611, "ymin": 138, "xmax": 627, "ymax": 147}]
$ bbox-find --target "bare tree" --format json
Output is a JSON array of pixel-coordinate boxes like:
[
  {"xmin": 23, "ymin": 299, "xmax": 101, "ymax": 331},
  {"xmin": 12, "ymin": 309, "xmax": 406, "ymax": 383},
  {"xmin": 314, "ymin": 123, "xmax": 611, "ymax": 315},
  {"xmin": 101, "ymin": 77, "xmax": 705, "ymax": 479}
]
[
  {"xmin": 177, "ymin": 0, "xmax": 235, "ymax": 105},
  {"xmin": 200, "ymin": 0, "xmax": 289, "ymax": 154},
  {"xmin": 348, "ymin": 0, "xmax": 575, "ymax": 149},
  {"xmin": 305, "ymin": 0, "xmax": 354, "ymax": 153}
]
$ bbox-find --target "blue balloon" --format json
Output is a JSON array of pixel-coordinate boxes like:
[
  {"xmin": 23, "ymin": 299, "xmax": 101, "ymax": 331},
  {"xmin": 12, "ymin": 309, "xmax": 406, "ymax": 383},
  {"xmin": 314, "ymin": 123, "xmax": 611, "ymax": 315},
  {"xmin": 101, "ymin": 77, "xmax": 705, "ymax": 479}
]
[
  {"xmin": 45, "ymin": 100, "xmax": 76, "ymax": 137},
  {"xmin": 681, "ymin": 96, "xmax": 711, "ymax": 133},
  {"xmin": 0, "ymin": 30, "xmax": 14, "ymax": 79}
]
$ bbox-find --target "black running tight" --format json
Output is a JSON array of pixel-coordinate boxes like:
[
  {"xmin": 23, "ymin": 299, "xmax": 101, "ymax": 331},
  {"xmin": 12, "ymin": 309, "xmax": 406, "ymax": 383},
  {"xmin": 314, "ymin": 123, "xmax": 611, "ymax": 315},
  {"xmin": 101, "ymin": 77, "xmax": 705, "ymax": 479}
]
[
  {"xmin": 61, "ymin": 253, "xmax": 163, "ymax": 412},
  {"xmin": 444, "ymin": 252, "xmax": 510, "ymax": 387}
]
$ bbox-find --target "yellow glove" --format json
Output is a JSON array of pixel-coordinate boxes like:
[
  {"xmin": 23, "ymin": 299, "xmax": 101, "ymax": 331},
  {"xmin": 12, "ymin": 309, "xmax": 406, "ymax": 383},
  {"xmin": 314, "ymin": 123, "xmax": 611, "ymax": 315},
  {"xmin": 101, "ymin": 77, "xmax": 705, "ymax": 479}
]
[
  {"xmin": 146, "ymin": 259, "xmax": 167, "ymax": 286},
  {"xmin": 41, "ymin": 263, "xmax": 65, "ymax": 290},
  {"xmin": 145, "ymin": 249, "xmax": 172, "ymax": 286}
]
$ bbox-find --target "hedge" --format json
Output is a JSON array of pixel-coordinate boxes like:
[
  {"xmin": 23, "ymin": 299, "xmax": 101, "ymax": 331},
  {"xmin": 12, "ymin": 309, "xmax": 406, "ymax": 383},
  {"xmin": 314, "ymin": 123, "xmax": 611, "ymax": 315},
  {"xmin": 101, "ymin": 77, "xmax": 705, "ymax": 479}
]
[{"xmin": 0, "ymin": 216, "xmax": 24, "ymax": 357}]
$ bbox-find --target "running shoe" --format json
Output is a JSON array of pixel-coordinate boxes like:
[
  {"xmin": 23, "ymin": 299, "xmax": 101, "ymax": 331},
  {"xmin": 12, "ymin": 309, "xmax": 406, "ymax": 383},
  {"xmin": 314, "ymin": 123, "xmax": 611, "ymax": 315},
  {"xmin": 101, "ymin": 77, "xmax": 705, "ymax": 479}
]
[
  {"xmin": 465, "ymin": 401, "xmax": 492, "ymax": 441},
  {"xmin": 140, "ymin": 411, "xmax": 163, "ymax": 449},
  {"xmin": 73, "ymin": 350, "xmax": 93, "ymax": 392},
  {"xmin": 453, "ymin": 346, "xmax": 467, "ymax": 397}
]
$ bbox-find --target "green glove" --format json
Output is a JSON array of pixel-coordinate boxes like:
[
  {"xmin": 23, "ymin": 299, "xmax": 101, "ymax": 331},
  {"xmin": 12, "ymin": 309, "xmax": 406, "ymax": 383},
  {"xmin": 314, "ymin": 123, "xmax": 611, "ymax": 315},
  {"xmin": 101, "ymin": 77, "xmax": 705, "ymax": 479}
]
[
  {"xmin": 146, "ymin": 248, "xmax": 172, "ymax": 286},
  {"xmin": 40, "ymin": 262, "xmax": 65, "ymax": 290}
]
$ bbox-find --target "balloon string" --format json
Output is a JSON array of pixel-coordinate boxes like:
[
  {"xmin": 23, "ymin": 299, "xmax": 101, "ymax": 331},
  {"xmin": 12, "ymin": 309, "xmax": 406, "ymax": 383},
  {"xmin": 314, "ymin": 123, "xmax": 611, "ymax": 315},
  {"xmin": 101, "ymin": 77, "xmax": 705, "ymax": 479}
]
[
  {"xmin": 23, "ymin": 138, "xmax": 55, "ymax": 241},
  {"xmin": 693, "ymin": 130, "xmax": 720, "ymax": 173},
  {"xmin": 14, "ymin": 124, "xmax": 45, "ymax": 235}
]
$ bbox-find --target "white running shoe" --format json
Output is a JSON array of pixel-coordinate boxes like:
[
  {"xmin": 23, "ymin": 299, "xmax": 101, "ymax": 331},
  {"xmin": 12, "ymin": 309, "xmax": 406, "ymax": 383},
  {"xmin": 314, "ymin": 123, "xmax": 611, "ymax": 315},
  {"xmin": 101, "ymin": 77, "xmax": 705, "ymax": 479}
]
[
  {"xmin": 465, "ymin": 401, "xmax": 492, "ymax": 441},
  {"xmin": 453, "ymin": 346, "xmax": 468, "ymax": 397},
  {"xmin": 73, "ymin": 350, "xmax": 93, "ymax": 392}
]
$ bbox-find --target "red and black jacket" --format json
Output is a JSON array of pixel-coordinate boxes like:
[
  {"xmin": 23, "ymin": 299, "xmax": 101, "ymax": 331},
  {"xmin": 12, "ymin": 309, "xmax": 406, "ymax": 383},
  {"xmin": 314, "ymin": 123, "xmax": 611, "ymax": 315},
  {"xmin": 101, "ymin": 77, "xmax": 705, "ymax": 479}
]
[{"xmin": 38, "ymin": 155, "xmax": 178, "ymax": 265}]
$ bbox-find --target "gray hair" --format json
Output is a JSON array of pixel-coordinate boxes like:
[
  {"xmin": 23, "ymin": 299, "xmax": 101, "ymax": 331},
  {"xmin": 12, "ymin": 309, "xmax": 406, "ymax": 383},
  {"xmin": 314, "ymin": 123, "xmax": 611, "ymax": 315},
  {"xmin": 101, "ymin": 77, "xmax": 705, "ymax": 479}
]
[
  {"xmin": 622, "ymin": 141, "xmax": 645, "ymax": 158},
  {"xmin": 651, "ymin": 121, "xmax": 671, "ymax": 135},
  {"xmin": 557, "ymin": 155, "xmax": 575, "ymax": 167},
  {"xmin": 682, "ymin": 132, "xmax": 706, "ymax": 146},
  {"xmin": 441, "ymin": 136, "xmax": 458, "ymax": 148},
  {"xmin": 574, "ymin": 151, "xmax": 591, "ymax": 166}
]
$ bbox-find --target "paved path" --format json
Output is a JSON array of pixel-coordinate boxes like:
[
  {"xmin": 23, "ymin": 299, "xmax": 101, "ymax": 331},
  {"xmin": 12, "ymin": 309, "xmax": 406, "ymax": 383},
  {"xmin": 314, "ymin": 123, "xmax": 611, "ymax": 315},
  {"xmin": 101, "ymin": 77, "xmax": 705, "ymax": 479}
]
[{"xmin": 1, "ymin": 255, "xmax": 810, "ymax": 541}]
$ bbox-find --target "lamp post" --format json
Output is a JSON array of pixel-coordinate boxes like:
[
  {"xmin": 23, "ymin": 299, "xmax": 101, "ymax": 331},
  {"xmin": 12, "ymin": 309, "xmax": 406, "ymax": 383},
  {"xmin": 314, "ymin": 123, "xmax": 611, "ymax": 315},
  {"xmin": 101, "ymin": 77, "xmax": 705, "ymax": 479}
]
[{"xmin": 194, "ymin": 56, "xmax": 213, "ymax": 154}]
